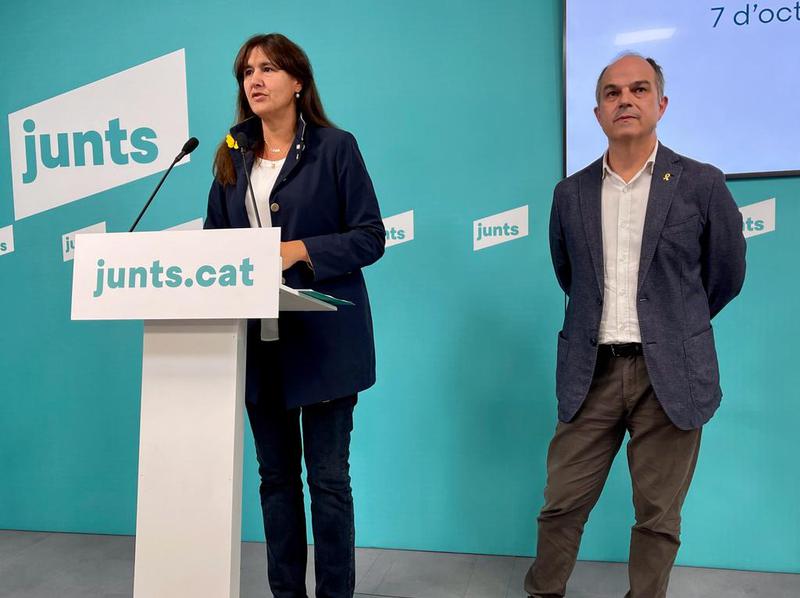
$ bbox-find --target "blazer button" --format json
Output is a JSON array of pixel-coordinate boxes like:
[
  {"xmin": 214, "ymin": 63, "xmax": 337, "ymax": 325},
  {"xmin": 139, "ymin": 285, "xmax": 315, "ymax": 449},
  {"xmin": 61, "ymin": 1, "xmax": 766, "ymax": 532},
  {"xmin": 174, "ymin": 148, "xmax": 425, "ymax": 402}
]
[
  {"xmin": 270, "ymin": 203, "xmax": 280, "ymax": 213},
  {"xmin": 590, "ymin": 337, "xmax": 597, "ymax": 346}
]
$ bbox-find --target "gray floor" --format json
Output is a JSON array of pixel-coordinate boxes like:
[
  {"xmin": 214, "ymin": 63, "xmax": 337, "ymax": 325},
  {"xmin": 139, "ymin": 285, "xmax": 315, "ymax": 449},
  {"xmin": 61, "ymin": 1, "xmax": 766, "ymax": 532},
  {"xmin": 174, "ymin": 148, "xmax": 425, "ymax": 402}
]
[{"xmin": 0, "ymin": 530, "xmax": 797, "ymax": 597}]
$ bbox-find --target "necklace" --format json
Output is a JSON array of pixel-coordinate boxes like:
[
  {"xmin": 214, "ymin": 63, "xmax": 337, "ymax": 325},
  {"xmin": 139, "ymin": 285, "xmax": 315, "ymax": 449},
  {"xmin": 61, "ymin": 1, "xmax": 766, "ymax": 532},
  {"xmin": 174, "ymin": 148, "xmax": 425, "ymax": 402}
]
[
  {"xmin": 262, "ymin": 131, "xmax": 293, "ymax": 167},
  {"xmin": 261, "ymin": 142, "xmax": 283, "ymax": 169},
  {"xmin": 264, "ymin": 138, "xmax": 290, "ymax": 156}
]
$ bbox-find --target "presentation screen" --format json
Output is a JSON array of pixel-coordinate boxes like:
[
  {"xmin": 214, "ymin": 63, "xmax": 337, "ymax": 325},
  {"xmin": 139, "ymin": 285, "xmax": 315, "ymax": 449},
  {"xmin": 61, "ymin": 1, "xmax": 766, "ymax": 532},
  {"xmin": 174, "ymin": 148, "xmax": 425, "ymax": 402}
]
[{"xmin": 565, "ymin": 1, "xmax": 800, "ymax": 178}]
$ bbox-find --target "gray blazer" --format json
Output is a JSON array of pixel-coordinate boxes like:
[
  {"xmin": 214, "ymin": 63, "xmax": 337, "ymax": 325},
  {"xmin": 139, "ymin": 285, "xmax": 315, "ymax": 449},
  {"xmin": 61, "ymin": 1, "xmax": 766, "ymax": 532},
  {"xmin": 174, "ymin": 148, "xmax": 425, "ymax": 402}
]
[{"xmin": 550, "ymin": 144, "xmax": 746, "ymax": 430}]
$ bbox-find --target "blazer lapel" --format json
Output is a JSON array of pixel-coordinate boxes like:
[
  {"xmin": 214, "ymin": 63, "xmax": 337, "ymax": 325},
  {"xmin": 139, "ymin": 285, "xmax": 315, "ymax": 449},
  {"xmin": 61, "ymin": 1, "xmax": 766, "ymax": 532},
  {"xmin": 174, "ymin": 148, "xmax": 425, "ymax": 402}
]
[
  {"xmin": 637, "ymin": 145, "xmax": 682, "ymax": 291},
  {"xmin": 579, "ymin": 159, "xmax": 605, "ymax": 298},
  {"xmin": 269, "ymin": 127, "xmax": 302, "ymax": 200}
]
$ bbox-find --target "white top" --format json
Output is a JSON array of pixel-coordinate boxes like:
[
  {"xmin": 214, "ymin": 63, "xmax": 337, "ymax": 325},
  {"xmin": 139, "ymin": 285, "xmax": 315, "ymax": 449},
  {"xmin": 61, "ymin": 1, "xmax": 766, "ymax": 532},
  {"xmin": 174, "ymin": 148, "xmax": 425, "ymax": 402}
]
[
  {"xmin": 597, "ymin": 142, "xmax": 658, "ymax": 344},
  {"xmin": 245, "ymin": 157, "xmax": 285, "ymax": 341},
  {"xmin": 245, "ymin": 157, "xmax": 285, "ymax": 229}
]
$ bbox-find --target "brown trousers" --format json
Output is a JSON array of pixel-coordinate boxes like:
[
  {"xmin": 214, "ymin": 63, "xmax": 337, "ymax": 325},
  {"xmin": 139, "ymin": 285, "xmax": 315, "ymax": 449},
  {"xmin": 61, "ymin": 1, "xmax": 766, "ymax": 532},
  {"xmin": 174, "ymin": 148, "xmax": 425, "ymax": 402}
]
[{"xmin": 525, "ymin": 350, "xmax": 702, "ymax": 598}]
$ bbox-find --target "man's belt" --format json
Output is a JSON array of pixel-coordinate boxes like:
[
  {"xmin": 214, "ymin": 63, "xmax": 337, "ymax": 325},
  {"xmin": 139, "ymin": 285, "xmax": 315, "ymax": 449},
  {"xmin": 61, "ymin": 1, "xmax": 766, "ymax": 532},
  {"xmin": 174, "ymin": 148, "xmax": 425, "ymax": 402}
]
[{"xmin": 599, "ymin": 343, "xmax": 643, "ymax": 357}]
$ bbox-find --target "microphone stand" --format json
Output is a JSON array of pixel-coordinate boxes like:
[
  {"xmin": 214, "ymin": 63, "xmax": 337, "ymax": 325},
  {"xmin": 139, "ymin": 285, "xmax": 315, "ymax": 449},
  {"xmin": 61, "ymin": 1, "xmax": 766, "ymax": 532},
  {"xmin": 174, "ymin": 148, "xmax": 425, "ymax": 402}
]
[
  {"xmin": 235, "ymin": 133, "xmax": 262, "ymax": 228},
  {"xmin": 129, "ymin": 138, "xmax": 198, "ymax": 233},
  {"xmin": 129, "ymin": 157, "xmax": 181, "ymax": 232}
]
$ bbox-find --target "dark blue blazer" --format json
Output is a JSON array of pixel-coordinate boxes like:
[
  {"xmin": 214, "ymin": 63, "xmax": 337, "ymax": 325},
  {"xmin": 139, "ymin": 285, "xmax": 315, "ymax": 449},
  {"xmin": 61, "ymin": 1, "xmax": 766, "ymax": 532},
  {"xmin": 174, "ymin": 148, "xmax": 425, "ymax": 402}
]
[
  {"xmin": 204, "ymin": 117, "xmax": 385, "ymax": 409},
  {"xmin": 550, "ymin": 144, "xmax": 746, "ymax": 430}
]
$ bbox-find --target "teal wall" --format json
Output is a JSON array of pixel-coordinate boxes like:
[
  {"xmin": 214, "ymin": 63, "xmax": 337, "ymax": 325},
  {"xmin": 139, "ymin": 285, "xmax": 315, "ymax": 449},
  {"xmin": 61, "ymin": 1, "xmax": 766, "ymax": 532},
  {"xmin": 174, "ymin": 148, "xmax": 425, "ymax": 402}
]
[{"xmin": 1, "ymin": 0, "xmax": 797, "ymax": 573}]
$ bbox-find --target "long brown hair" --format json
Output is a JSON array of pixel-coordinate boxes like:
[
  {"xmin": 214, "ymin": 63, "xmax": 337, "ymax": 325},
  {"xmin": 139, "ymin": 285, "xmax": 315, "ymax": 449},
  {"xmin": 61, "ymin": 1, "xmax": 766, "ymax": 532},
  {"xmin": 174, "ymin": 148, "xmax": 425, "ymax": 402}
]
[{"xmin": 212, "ymin": 33, "xmax": 335, "ymax": 185}]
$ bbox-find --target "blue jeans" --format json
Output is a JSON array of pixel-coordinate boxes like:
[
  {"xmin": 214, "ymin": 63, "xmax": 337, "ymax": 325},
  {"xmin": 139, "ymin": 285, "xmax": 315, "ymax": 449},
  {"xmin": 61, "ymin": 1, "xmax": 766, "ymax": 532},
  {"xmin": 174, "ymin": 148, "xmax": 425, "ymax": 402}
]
[{"xmin": 246, "ymin": 395, "xmax": 357, "ymax": 598}]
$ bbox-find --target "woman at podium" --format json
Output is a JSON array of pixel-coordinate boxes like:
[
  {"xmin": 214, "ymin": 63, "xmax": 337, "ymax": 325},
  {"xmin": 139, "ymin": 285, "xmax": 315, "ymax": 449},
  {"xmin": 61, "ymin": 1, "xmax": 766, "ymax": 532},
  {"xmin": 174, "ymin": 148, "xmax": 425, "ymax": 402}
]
[{"xmin": 204, "ymin": 33, "xmax": 385, "ymax": 598}]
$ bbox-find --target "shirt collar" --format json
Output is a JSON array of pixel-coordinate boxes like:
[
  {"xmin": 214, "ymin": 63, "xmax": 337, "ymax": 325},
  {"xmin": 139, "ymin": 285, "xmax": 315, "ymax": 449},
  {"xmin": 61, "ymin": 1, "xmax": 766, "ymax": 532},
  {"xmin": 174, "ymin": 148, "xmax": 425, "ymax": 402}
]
[{"xmin": 602, "ymin": 140, "xmax": 659, "ymax": 181}]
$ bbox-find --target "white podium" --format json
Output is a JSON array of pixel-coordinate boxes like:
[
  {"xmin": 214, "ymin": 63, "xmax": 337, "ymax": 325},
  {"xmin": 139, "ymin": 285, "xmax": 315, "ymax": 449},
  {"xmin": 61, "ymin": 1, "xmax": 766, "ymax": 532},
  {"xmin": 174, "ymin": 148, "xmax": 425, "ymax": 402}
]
[{"xmin": 71, "ymin": 229, "xmax": 335, "ymax": 598}]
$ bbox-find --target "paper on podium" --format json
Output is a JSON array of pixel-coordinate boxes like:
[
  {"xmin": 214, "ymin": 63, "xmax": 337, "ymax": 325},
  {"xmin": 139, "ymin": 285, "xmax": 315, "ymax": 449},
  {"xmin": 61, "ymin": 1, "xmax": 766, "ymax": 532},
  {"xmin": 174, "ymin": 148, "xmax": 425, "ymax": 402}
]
[
  {"xmin": 278, "ymin": 285, "xmax": 343, "ymax": 311},
  {"xmin": 298, "ymin": 289, "xmax": 354, "ymax": 306}
]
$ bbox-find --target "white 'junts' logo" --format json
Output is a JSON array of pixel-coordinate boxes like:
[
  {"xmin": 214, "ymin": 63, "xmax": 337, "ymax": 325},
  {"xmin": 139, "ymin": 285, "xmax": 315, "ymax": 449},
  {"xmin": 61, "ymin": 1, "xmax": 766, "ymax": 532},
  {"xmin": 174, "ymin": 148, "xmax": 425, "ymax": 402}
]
[
  {"xmin": 8, "ymin": 50, "xmax": 189, "ymax": 220},
  {"xmin": 739, "ymin": 197, "xmax": 776, "ymax": 239},
  {"xmin": 384, "ymin": 210, "xmax": 414, "ymax": 247},
  {"xmin": 0, "ymin": 225, "xmax": 14, "ymax": 256},
  {"xmin": 62, "ymin": 222, "xmax": 107, "ymax": 262},
  {"xmin": 473, "ymin": 205, "xmax": 529, "ymax": 251}
]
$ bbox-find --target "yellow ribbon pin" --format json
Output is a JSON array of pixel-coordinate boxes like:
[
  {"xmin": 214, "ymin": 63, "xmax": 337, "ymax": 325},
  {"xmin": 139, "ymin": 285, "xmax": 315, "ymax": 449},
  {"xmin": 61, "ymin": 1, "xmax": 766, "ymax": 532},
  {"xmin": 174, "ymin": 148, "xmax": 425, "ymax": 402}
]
[
  {"xmin": 225, "ymin": 133, "xmax": 239, "ymax": 150},
  {"xmin": 663, "ymin": 173, "xmax": 671, "ymax": 182}
]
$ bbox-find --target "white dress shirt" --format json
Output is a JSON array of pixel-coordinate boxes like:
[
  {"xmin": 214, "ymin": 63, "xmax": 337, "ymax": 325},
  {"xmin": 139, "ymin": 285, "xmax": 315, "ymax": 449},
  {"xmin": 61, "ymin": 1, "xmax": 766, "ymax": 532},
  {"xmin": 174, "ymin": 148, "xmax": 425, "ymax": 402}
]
[
  {"xmin": 245, "ymin": 157, "xmax": 284, "ymax": 229},
  {"xmin": 597, "ymin": 142, "xmax": 659, "ymax": 344}
]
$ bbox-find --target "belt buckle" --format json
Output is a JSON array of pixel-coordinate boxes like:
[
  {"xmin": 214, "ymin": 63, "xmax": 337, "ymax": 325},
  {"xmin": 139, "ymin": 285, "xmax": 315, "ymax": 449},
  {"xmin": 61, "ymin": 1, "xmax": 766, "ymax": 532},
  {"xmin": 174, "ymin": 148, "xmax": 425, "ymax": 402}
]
[{"xmin": 610, "ymin": 344, "xmax": 618, "ymax": 357}]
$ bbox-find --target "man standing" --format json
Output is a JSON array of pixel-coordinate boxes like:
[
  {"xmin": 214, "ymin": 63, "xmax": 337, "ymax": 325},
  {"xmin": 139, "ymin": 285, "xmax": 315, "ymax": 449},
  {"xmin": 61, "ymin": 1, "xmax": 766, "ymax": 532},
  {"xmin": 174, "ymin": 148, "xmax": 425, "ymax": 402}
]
[{"xmin": 525, "ymin": 54, "xmax": 746, "ymax": 598}]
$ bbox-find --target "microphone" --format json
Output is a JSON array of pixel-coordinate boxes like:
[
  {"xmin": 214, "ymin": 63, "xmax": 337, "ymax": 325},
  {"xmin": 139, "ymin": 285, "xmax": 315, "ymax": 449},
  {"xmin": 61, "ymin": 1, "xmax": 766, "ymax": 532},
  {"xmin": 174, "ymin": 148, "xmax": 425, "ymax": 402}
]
[
  {"xmin": 129, "ymin": 137, "xmax": 200, "ymax": 232},
  {"xmin": 235, "ymin": 132, "xmax": 263, "ymax": 228},
  {"xmin": 175, "ymin": 136, "xmax": 199, "ymax": 162}
]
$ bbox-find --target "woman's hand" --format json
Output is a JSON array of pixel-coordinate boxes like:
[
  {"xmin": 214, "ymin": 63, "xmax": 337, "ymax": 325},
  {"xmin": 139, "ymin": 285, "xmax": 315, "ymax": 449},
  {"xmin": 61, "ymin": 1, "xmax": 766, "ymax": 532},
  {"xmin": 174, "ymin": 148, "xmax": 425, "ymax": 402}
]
[{"xmin": 280, "ymin": 240, "xmax": 311, "ymax": 271}]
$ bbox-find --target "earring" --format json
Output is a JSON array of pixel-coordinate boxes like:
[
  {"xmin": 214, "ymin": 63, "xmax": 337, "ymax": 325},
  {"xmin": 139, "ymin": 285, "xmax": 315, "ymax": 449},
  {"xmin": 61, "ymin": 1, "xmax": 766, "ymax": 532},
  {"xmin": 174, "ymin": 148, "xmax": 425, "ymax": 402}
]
[{"xmin": 295, "ymin": 92, "xmax": 300, "ymax": 99}]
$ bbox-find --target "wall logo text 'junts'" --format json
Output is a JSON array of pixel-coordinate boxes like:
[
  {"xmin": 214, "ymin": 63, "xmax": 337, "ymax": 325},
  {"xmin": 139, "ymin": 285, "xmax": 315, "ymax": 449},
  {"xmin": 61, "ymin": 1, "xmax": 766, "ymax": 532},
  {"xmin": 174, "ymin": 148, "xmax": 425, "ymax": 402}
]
[{"xmin": 8, "ymin": 49, "xmax": 189, "ymax": 221}]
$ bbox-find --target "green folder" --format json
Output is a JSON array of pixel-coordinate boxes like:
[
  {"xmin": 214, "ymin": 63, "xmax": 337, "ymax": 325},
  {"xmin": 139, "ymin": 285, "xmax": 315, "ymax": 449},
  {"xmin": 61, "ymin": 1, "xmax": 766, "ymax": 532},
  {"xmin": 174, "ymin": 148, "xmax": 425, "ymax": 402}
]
[{"xmin": 298, "ymin": 290, "xmax": 355, "ymax": 306}]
